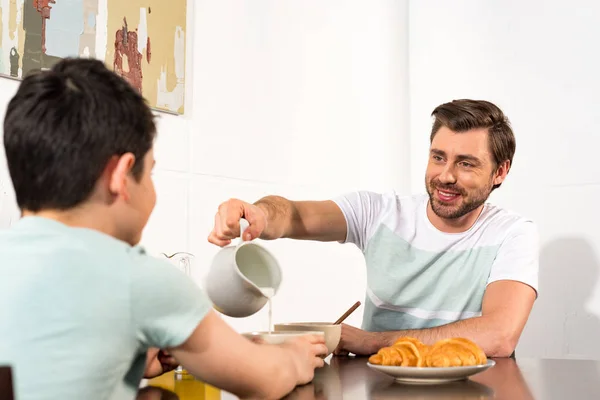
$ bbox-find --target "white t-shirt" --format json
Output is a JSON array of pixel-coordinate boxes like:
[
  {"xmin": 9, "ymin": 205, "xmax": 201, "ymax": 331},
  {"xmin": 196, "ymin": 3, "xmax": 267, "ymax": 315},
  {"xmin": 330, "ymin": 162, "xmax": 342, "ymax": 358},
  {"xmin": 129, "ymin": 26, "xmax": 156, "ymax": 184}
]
[{"xmin": 333, "ymin": 191, "xmax": 539, "ymax": 332}]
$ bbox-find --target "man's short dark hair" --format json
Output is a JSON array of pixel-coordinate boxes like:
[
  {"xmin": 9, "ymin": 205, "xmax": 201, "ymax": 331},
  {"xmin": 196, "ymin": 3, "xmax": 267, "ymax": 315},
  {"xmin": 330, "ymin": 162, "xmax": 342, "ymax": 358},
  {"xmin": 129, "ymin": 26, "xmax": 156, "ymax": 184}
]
[{"xmin": 3, "ymin": 58, "xmax": 157, "ymax": 211}]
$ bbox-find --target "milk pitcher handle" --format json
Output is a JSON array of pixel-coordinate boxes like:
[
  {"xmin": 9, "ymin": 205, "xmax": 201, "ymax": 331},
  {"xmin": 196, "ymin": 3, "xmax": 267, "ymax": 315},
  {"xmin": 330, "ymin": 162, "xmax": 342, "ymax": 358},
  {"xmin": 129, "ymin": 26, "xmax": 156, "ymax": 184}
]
[{"xmin": 239, "ymin": 218, "xmax": 250, "ymax": 244}]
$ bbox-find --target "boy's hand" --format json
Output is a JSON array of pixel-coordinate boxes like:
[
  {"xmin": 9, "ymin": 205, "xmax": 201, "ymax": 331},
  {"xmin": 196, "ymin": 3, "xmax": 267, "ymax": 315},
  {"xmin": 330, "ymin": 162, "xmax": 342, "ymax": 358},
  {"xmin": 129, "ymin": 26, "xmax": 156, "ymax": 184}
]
[
  {"xmin": 280, "ymin": 334, "xmax": 328, "ymax": 386},
  {"xmin": 143, "ymin": 348, "xmax": 180, "ymax": 378}
]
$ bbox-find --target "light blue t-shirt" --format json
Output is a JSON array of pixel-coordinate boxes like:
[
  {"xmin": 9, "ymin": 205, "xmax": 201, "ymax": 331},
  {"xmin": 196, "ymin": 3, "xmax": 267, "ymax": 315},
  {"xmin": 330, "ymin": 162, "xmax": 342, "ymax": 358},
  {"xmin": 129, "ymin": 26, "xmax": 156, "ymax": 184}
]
[{"xmin": 0, "ymin": 217, "xmax": 212, "ymax": 400}]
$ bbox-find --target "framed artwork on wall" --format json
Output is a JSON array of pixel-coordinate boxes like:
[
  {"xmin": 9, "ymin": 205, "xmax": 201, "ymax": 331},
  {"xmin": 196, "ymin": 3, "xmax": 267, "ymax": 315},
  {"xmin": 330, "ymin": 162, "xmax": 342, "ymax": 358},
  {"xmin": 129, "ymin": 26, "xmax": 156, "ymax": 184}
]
[{"xmin": 0, "ymin": 0, "xmax": 187, "ymax": 115}]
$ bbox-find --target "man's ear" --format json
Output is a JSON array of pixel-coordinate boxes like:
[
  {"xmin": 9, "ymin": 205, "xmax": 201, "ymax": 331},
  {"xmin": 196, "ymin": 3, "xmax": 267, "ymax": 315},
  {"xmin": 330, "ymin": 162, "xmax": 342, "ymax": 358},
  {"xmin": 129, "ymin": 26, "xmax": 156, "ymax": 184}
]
[
  {"xmin": 493, "ymin": 160, "xmax": 511, "ymax": 186},
  {"xmin": 108, "ymin": 153, "xmax": 136, "ymax": 202}
]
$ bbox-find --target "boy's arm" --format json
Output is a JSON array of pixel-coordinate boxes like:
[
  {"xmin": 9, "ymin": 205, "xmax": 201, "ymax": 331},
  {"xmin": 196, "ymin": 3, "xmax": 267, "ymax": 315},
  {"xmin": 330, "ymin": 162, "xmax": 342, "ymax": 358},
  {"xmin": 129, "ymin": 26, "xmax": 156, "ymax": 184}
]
[
  {"xmin": 169, "ymin": 311, "xmax": 326, "ymax": 399},
  {"xmin": 132, "ymin": 253, "xmax": 326, "ymax": 399}
]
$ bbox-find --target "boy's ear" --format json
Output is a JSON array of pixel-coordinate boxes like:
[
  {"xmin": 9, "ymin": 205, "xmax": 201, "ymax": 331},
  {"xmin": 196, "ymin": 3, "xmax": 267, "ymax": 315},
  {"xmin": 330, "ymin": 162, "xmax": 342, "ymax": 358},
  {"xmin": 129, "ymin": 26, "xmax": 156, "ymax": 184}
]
[{"xmin": 107, "ymin": 153, "xmax": 136, "ymax": 201}]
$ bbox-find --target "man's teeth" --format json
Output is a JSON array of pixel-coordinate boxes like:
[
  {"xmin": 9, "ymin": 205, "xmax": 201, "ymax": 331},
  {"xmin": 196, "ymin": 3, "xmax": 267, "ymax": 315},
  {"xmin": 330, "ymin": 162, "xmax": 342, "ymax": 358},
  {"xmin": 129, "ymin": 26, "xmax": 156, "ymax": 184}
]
[{"xmin": 439, "ymin": 190, "xmax": 458, "ymax": 196}]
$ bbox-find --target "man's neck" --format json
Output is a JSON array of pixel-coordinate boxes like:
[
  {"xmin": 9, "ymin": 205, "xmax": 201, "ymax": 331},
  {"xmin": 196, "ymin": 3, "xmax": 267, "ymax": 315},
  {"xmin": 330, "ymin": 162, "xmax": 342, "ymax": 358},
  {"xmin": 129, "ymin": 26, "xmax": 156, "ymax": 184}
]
[
  {"xmin": 22, "ymin": 205, "xmax": 119, "ymax": 239},
  {"xmin": 426, "ymin": 201, "xmax": 484, "ymax": 233}
]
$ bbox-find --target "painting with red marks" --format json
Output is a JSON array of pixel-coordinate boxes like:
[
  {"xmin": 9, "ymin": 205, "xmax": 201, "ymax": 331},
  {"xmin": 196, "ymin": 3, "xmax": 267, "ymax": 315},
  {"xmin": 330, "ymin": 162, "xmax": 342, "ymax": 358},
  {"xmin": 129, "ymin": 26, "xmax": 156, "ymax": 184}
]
[
  {"xmin": 0, "ymin": 0, "xmax": 188, "ymax": 114},
  {"xmin": 33, "ymin": 0, "xmax": 57, "ymax": 54},
  {"xmin": 113, "ymin": 18, "xmax": 143, "ymax": 93},
  {"xmin": 146, "ymin": 37, "xmax": 151, "ymax": 63}
]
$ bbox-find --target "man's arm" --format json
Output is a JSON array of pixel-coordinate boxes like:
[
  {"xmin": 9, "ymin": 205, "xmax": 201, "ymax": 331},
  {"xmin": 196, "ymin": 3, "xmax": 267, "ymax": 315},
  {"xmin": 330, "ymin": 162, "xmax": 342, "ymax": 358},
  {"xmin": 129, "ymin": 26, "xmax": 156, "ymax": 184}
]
[
  {"xmin": 209, "ymin": 191, "xmax": 388, "ymax": 248},
  {"xmin": 208, "ymin": 196, "xmax": 347, "ymax": 246},
  {"xmin": 254, "ymin": 196, "xmax": 347, "ymax": 241},
  {"xmin": 337, "ymin": 280, "xmax": 536, "ymax": 357}
]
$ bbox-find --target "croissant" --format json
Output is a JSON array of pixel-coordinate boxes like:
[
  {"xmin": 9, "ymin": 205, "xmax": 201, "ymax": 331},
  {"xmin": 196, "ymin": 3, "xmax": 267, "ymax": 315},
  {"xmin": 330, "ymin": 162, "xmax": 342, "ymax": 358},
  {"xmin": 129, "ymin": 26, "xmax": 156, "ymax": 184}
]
[
  {"xmin": 424, "ymin": 338, "xmax": 487, "ymax": 367},
  {"xmin": 368, "ymin": 337, "xmax": 428, "ymax": 367},
  {"xmin": 393, "ymin": 336, "xmax": 430, "ymax": 356},
  {"xmin": 368, "ymin": 346, "xmax": 402, "ymax": 366},
  {"xmin": 368, "ymin": 337, "xmax": 487, "ymax": 368}
]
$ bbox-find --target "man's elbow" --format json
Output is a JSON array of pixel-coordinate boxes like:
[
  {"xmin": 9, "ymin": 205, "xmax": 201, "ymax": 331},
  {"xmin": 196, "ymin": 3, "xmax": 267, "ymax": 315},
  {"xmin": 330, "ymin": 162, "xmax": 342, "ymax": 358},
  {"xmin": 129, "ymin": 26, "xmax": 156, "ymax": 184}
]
[{"xmin": 487, "ymin": 331, "xmax": 518, "ymax": 358}]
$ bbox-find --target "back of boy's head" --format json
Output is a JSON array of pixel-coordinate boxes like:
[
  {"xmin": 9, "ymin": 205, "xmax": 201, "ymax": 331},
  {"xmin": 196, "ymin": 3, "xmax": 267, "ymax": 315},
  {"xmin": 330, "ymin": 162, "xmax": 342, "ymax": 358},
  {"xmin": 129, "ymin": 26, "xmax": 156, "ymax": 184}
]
[{"xmin": 3, "ymin": 57, "xmax": 157, "ymax": 212}]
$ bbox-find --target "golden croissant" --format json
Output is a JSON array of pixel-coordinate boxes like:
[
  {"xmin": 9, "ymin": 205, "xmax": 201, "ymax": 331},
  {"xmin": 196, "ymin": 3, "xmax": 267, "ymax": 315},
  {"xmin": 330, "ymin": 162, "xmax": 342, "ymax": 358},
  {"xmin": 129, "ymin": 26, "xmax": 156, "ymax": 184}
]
[
  {"xmin": 424, "ymin": 338, "xmax": 487, "ymax": 367},
  {"xmin": 393, "ymin": 336, "xmax": 430, "ymax": 355},
  {"xmin": 368, "ymin": 337, "xmax": 487, "ymax": 368},
  {"xmin": 368, "ymin": 337, "xmax": 427, "ymax": 367}
]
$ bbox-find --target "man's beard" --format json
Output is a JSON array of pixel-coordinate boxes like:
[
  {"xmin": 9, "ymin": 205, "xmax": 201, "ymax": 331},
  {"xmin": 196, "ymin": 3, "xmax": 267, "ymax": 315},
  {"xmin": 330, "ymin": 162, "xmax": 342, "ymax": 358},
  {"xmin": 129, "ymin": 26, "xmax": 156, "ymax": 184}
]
[{"xmin": 426, "ymin": 179, "xmax": 492, "ymax": 219}]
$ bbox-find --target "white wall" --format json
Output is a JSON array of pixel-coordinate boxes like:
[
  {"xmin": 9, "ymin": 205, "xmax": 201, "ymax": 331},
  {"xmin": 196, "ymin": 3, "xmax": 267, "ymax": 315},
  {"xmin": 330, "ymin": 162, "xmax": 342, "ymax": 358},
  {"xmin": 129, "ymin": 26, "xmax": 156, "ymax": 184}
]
[
  {"xmin": 3, "ymin": 0, "xmax": 596, "ymax": 362},
  {"xmin": 164, "ymin": 0, "xmax": 410, "ymax": 333},
  {"xmin": 0, "ymin": 1, "xmax": 410, "ymax": 333},
  {"xmin": 409, "ymin": 0, "xmax": 600, "ymax": 360}
]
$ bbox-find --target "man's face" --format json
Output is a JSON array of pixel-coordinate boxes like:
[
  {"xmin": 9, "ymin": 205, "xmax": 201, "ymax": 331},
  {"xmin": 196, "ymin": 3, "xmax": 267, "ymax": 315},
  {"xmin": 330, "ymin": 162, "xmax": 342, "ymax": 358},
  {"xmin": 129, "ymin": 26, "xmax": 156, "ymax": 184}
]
[{"xmin": 425, "ymin": 126, "xmax": 506, "ymax": 220}]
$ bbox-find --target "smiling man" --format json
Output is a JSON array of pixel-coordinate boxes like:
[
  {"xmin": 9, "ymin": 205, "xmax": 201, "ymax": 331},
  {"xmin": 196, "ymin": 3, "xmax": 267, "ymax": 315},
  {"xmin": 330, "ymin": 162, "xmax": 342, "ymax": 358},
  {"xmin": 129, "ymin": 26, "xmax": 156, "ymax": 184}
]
[{"xmin": 208, "ymin": 99, "xmax": 539, "ymax": 358}]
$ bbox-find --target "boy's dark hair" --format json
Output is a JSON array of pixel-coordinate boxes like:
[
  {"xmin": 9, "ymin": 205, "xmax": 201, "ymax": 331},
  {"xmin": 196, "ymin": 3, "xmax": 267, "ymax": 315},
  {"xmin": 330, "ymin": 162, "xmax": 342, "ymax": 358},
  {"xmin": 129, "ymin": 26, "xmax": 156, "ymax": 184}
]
[
  {"xmin": 430, "ymin": 99, "xmax": 515, "ymax": 190},
  {"xmin": 3, "ymin": 58, "xmax": 156, "ymax": 211}
]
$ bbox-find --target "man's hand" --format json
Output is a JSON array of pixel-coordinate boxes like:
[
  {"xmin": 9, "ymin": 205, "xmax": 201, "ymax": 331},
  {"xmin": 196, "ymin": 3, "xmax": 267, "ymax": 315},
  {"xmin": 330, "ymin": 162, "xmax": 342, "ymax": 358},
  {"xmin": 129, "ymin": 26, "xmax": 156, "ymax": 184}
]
[
  {"xmin": 208, "ymin": 199, "xmax": 267, "ymax": 246},
  {"xmin": 333, "ymin": 324, "xmax": 382, "ymax": 356},
  {"xmin": 143, "ymin": 348, "xmax": 180, "ymax": 379}
]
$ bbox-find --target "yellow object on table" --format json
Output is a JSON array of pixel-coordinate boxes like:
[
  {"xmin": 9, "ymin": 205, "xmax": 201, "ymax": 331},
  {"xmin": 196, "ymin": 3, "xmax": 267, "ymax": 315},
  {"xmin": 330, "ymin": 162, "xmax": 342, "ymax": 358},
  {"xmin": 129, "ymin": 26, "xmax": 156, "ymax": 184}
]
[{"xmin": 146, "ymin": 371, "xmax": 221, "ymax": 400}]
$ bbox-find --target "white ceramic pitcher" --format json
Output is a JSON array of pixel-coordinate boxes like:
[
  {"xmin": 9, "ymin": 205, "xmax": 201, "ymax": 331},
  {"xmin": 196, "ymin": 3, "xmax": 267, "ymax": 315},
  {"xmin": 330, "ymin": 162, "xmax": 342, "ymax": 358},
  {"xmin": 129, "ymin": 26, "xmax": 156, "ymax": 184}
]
[{"xmin": 205, "ymin": 218, "xmax": 282, "ymax": 318}]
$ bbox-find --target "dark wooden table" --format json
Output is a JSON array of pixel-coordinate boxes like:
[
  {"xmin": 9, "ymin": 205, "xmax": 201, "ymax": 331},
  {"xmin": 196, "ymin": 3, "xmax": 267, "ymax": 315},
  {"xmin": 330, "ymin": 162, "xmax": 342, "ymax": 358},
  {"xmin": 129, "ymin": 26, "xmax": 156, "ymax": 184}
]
[{"xmin": 140, "ymin": 356, "xmax": 600, "ymax": 399}]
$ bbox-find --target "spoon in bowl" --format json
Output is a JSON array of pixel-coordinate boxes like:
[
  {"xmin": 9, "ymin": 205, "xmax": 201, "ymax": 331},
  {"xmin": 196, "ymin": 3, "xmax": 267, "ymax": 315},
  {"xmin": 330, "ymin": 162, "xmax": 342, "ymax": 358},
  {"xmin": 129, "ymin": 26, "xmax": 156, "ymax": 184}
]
[{"xmin": 334, "ymin": 301, "xmax": 361, "ymax": 325}]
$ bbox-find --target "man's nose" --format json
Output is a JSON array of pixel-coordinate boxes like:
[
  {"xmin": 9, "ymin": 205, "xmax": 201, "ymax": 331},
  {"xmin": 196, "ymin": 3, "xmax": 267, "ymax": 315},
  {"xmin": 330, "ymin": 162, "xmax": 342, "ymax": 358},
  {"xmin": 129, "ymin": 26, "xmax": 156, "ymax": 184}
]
[{"xmin": 438, "ymin": 164, "xmax": 457, "ymax": 184}]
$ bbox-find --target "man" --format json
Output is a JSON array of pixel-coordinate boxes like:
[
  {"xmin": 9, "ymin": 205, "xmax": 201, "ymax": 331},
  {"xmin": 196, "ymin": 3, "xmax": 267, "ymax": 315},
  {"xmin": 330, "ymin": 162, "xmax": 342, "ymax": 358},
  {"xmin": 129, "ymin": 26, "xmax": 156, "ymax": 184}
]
[
  {"xmin": 0, "ymin": 58, "xmax": 327, "ymax": 400},
  {"xmin": 209, "ymin": 99, "xmax": 538, "ymax": 357}
]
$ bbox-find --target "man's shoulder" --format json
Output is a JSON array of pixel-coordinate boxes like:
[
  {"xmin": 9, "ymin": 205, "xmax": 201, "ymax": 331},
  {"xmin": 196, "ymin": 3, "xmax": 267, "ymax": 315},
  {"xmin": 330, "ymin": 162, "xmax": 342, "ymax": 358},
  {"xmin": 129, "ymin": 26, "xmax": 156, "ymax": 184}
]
[
  {"xmin": 481, "ymin": 202, "xmax": 534, "ymax": 223},
  {"xmin": 479, "ymin": 202, "xmax": 537, "ymax": 236},
  {"xmin": 389, "ymin": 192, "xmax": 428, "ymax": 216},
  {"xmin": 398, "ymin": 192, "xmax": 429, "ymax": 205},
  {"xmin": 345, "ymin": 190, "xmax": 426, "ymax": 207},
  {"xmin": 335, "ymin": 190, "xmax": 427, "ymax": 219}
]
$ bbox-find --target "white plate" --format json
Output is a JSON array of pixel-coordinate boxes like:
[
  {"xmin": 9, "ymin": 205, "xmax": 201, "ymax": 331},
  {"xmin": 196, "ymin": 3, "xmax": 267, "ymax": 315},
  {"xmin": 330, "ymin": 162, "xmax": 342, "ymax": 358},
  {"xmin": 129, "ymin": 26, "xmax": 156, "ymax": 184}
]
[{"xmin": 367, "ymin": 359, "xmax": 496, "ymax": 385}]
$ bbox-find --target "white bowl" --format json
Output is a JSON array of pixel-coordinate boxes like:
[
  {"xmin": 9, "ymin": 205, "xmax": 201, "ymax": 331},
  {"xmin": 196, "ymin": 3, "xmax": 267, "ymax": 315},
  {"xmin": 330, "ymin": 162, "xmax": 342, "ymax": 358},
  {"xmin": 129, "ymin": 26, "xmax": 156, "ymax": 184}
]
[
  {"xmin": 274, "ymin": 322, "xmax": 341, "ymax": 356},
  {"xmin": 242, "ymin": 330, "xmax": 325, "ymax": 345}
]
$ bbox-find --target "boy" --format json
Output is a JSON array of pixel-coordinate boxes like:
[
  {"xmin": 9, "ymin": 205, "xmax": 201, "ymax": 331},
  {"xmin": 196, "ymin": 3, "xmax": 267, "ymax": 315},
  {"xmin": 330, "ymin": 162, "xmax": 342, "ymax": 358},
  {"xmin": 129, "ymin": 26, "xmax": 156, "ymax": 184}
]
[{"xmin": 0, "ymin": 58, "xmax": 326, "ymax": 400}]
